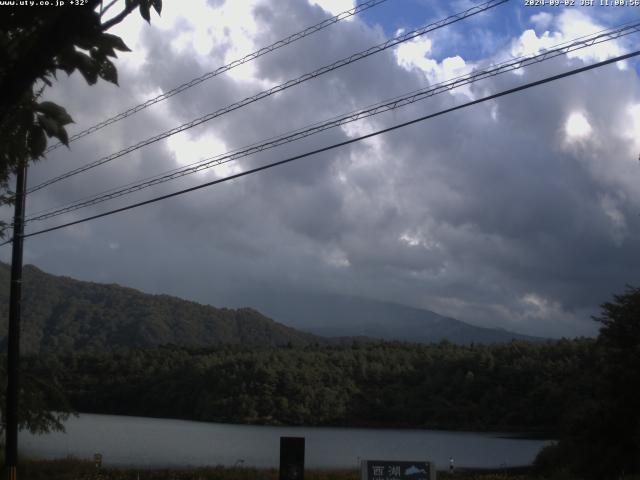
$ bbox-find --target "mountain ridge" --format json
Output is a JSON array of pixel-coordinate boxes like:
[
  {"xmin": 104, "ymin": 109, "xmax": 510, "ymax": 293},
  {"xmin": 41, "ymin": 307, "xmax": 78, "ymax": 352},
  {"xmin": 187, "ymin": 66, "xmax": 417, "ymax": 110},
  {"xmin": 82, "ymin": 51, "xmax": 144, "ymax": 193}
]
[
  {"xmin": 230, "ymin": 290, "xmax": 544, "ymax": 344},
  {"xmin": 0, "ymin": 262, "xmax": 542, "ymax": 353},
  {"xmin": 0, "ymin": 262, "xmax": 322, "ymax": 353}
]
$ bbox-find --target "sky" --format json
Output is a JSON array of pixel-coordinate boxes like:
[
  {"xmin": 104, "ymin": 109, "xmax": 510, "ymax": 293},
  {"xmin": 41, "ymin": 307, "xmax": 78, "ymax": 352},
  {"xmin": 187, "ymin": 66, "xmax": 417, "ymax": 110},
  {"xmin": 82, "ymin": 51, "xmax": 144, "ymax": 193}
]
[{"xmin": 2, "ymin": 0, "xmax": 640, "ymax": 338}]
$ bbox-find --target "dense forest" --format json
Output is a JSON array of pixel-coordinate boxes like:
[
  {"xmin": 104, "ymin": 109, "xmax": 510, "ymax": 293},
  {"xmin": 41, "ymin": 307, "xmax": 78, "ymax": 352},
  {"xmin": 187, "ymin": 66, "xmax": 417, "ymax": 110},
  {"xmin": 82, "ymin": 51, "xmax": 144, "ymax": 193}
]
[
  {"xmin": 14, "ymin": 339, "xmax": 593, "ymax": 433},
  {"xmin": 0, "ymin": 263, "xmax": 323, "ymax": 353}
]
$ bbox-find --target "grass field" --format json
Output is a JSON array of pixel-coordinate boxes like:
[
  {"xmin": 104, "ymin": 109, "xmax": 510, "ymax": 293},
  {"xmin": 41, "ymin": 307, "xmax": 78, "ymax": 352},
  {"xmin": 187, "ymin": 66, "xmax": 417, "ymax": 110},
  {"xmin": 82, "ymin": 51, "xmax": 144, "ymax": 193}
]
[
  {"xmin": 16, "ymin": 457, "xmax": 640, "ymax": 480},
  {"xmin": 17, "ymin": 458, "xmax": 538, "ymax": 480}
]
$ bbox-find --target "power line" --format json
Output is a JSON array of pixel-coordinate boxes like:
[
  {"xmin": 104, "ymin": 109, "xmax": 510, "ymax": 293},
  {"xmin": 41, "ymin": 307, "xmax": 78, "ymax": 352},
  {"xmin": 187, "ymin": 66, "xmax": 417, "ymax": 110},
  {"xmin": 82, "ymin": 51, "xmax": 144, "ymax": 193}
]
[
  {"xmin": 16, "ymin": 49, "xmax": 639, "ymax": 242},
  {"xmin": 43, "ymin": 0, "xmax": 390, "ymax": 154},
  {"xmin": 27, "ymin": 21, "xmax": 640, "ymax": 220},
  {"xmin": 27, "ymin": 0, "xmax": 508, "ymax": 195},
  {"xmin": 24, "ymin": 21, "xmax": 640, "ymax": 223}
]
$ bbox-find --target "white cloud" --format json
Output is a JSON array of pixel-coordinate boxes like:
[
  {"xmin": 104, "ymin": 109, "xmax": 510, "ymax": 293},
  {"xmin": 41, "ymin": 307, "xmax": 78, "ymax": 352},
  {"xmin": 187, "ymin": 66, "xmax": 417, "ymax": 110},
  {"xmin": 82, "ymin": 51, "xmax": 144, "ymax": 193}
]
[
  {"xmin": 623, "ymin": 104, "xmax": 640, "ymax": 152},
  {"xmin": 511, "ymin": 10, "xmax": 626, "ymax": 67},
  {"xmin": 166, "ymin": 131, "xmax": 233, "ymax": 174},
  {"xmin": 324, "ymin": 247, "xmax": 351, "ymax": 267},
  {"xmin": 395, "ymin": 36, "xmax": 435, "ymax": 72},
  {"xmin": 400, "ymin": 232, "xmax": 421, "ymax": 247},
  {"xmin": 394, "ymin": 37, "xmax": 474, "ymax": 96},
  {"xmin": 308, "ymin": 0, "xmax": 356, "ymax": 16},
  {"xmin": 399, "ymin": 231, "xmax": 440, "ymax": 250},
  {"xmin": 600, "ymin": 195, "xmax": 628, "ymax": 246},
  {"xmin": 511, "ymin": 29, "xmax": 562, "ymax": 58},
  {"xmin": 530, "ymin": 12, "xmax": 553, "ymax": 30},
  {"xmin": 522, "ymin": 293, "xmax": 554, "ymax": 318},
  {"xmin": 565, "ymin": 111, "xmax": 592, "ymax": 140}
]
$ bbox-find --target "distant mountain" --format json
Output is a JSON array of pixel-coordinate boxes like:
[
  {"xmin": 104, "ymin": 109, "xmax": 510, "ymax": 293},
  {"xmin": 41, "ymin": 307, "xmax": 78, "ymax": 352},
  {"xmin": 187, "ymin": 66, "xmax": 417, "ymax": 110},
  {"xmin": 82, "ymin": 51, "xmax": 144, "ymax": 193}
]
[
  {"xmin": 235, "ymin": 291, "xmax": 544, "ymax": 344},
  {"xmin": 0, "ymin": 262, "xmax": 541, "ymax": 354},
  {"xmin": 0, "ymin": 263, "xmax": 322, "ymax": 354}
]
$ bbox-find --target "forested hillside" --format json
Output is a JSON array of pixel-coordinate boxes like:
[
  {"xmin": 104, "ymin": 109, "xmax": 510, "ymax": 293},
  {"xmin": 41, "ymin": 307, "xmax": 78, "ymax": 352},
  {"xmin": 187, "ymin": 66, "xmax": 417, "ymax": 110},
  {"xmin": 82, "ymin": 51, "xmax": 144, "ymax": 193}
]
[
  {"xmin": 1, "ymin": 263, "xmax": 543, "ymax": 353},
  {"xmin": 26, "ymin": 339, "xmax": 594, "ymax": 433},
  {"xmin": 0, "ymin": 263, "xmax": 321, "ymax": 353}
]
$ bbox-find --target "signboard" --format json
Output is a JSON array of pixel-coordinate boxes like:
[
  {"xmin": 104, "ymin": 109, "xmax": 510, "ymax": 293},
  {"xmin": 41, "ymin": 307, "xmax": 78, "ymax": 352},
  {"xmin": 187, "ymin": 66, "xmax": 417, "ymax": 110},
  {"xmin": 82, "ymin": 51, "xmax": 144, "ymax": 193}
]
[{"xmin": 361, "ymin": 460, "xmax": 435, "ymax": 480}]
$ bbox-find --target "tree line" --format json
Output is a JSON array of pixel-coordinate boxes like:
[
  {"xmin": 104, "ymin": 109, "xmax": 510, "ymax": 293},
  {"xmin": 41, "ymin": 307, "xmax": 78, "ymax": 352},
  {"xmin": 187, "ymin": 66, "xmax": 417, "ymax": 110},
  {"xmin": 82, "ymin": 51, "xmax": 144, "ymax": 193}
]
[{"xmin": 11, "ymin": 339, "xmax": 593, "ymax": 433}]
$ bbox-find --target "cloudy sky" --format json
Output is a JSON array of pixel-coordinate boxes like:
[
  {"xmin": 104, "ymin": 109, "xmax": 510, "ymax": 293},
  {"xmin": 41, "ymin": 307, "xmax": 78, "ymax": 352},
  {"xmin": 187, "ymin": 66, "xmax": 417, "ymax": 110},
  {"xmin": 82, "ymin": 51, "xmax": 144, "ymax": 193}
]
[{"xmin": 2, "ymin": 0, "xmax": 640, "ymax": 338}]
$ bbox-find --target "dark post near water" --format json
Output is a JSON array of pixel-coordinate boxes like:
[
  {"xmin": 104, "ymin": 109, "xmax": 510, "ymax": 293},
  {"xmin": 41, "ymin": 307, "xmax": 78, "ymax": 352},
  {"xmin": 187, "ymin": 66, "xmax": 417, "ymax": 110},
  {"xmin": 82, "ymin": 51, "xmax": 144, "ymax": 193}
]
[
  {"xmin": 4, "ymin": 163, "xmax": 27, "ymax": 480},
  {"xmin": 279, "ymin": 437, "xmax": 305, "ymax": 480}
]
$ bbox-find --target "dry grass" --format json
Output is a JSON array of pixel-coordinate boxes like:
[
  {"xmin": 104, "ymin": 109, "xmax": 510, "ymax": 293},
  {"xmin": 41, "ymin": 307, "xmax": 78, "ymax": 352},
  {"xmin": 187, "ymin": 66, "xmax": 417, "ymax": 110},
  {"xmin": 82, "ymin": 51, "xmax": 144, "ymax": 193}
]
[{"xmin": 15, "ymin": 458, "xmax": 555, "ymax": 480}]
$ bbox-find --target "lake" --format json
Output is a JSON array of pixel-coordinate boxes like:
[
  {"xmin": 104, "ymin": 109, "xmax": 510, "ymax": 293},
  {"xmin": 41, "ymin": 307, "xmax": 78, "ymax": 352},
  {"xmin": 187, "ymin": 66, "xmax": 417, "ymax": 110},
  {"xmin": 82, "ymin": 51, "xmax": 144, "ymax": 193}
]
[{"xmin": 19, "ymin": 413, "xmax": 552, "ymax": 469}]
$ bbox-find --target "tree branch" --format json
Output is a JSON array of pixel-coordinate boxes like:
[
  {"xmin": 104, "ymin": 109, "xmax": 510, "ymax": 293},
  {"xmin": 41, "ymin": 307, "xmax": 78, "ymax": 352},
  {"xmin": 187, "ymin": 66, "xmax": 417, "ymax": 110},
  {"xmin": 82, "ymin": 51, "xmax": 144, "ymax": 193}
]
[
  {"xmin": 99, "ymin": 0, "xmax": 120, "ymax": 18},
  {"xmin": 101, "ymin": 1, "xmax": 138, "ymax": 31}
]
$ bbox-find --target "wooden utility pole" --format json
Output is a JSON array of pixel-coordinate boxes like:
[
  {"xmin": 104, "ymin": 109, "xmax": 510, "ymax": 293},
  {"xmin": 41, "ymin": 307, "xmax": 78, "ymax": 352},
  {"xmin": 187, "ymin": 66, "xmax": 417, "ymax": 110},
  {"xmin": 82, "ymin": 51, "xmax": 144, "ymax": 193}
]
[{"xmin": 5, "ymin": 162, "xmax": 27, "ymax": 480}]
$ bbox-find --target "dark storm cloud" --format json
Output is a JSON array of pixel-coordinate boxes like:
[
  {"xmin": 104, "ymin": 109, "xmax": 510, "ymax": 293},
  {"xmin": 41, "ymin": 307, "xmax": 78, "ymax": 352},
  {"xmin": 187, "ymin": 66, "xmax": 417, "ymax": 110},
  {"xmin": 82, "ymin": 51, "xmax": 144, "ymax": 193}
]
[{"xmin": 3, "ymin": 1, "xmax": 639, "ymax": 339}]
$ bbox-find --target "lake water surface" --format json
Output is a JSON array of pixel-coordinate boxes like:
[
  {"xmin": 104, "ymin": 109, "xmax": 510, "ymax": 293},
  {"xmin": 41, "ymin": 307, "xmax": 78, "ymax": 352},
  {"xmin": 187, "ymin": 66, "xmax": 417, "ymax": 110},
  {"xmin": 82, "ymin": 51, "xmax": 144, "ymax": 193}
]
[{"xmin": 20, "ymin": 413, "xmax": 552, "ymax": 469}]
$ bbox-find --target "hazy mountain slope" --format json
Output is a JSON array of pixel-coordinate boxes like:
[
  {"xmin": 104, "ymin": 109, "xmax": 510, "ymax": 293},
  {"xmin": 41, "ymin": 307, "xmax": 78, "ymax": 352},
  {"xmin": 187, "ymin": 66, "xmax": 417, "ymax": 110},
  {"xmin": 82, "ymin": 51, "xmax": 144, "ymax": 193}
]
[
  {"xmin": 0, "ymin": 263, "xmax": 322, "ymax": 353},
  {"xmin": 0, "ymin": 263, "xmax": 542, "ymax": 353},
  {"xmin": 236, "ymin": 290, "xmax": 543, "ymax": 344}
]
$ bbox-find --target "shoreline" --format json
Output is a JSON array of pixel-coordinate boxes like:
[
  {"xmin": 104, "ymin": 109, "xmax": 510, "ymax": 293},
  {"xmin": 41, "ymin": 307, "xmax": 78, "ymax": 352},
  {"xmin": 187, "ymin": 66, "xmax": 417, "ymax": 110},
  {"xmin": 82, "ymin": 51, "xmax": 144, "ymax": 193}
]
[{"xmin": 63, "ymin": 410, "xmax": 557, "ymax": 440}]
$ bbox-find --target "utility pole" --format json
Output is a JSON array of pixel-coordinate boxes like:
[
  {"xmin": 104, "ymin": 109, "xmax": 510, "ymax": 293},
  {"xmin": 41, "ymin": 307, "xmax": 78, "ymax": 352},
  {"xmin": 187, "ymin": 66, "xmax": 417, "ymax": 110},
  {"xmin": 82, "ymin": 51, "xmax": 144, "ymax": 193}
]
[{"xmin": 5, "ymin": 162, "xmax": 27, "ymax": 480}]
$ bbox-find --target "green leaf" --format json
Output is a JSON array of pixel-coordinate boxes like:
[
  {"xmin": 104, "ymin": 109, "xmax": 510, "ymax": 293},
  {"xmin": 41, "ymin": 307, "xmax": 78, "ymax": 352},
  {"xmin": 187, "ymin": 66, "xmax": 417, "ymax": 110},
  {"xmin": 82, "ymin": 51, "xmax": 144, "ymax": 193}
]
[
  {"xmin": 74, "ymin": 37, "xmax": 96, "ymax": 51},
  {"xmin": 99, "ymin": 45, "xmax": 117, "ymax": 58},
  {"xmin": 73, "ymin": 51, "xmax": 99, "ymax": 85},
  {"xmin": 55, "ymin": 126, "xmax": 69, "ymax": 147},
  {"xmin": 35, "ymin": 101, "xmax": 59, "ymax": 117},
  {"xmin": 139, "ymin": 1, "xmax": 151, "ymax": 22},
  {"xmin": 89, "ymin": 47, "xmax": 101, "ymax": 61},
  {"xmin": 56, "ymin": 110, "xmax": 73, "ymax": 126},
  {"xmin": 90, "ymin": 45, "xmax": 115, "ymax": 63},
  {"xmin": 56, "ymin": 46, "xmax": 80, "ymax": 76},
  {"xmin": 58, "ymin": 63, "xmax": 76, "ymax": 76},
  {"xmin": 19, "ymin": 103, "xmax": 34, "ymax": 125},
  {"xmin": 37, "ymin": 115, "xmax": 60, "ymax": 137},
  {"xmin": 36, "ymin": 102, "xmax": 73, "ymax": 125},
  {"xmin": 100, "ymin": 33, "xmax": 131, "ymax": 53},
  {"xmin": 100, "ymin": 60, "xmax": 118, "ymax": 85},
  {"xmin": 28, "ymin": 125, "xmax": 47, "ymax": 159},
  {"xmin": 151, "ymin": 0, "xmax": 162, "ymax": 15}
]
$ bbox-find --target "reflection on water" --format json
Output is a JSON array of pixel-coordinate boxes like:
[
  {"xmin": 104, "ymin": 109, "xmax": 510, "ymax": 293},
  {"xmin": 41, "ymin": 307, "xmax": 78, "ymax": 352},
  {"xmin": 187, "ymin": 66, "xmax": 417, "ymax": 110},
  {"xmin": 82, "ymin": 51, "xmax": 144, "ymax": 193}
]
[{"xmin": 20, "ymin": 413, "xmax": 552, "ymax": 469}]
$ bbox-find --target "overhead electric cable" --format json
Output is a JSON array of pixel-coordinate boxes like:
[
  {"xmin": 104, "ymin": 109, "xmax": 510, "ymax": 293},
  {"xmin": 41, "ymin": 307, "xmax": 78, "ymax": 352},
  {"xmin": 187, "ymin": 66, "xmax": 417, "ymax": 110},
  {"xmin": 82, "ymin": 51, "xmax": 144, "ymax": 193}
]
[
  {"xmin": 28, "ymin": 0, "xmax": 508, "ymax": 195},
  {"xmin": 24, "ymin": 21, "xmax": 640, "ymax": 223},
  {"xmin": 15, "ymin": 49, "xmax": 639, "ymax": 242},
  {"xmin": 43, "ymin": 0, "xmax": 390, "ymax": 154}
]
